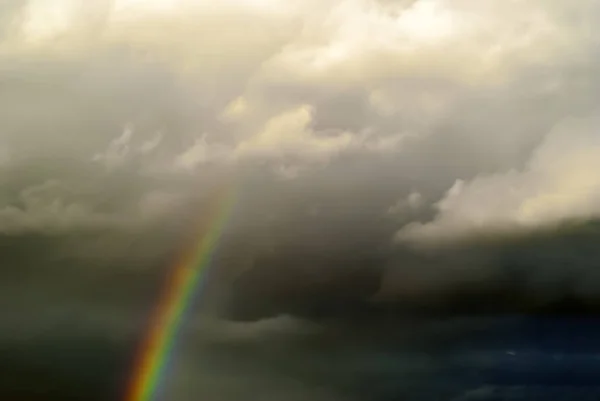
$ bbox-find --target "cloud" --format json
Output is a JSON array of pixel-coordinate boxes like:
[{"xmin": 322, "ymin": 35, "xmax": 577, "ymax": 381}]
[
  {"xmin": 0, "ymin": 180, "xmax": 124, "ymax": 234},
  {"xmin": 1, "ymin": 0, "xmax": 600, "ymax": 321},
  {"xmin": 388, "ymin": 191, "xmax": 423, "ymax": 216},
  {"xmin": 175, "ymin": 105, "xmax": 405, "ymax": 173},
  {"xmin": 257, "ymin": 0, "xmax": 586, "ymax": 91},
  {"xmin": 0, "ymin": 1, "xmax": 595, "ymax": 220},
  {"xmin": 1, "ymin": 0, "xmax": 596, "ymax": 181},
  {"xmin": 193, "ymin": 314, "xmax": 319, "ymax": 344},
  {"xmin": 92, "ymin": 124, "xmax": 135, "ymax": 169},
  {"xmin": 397, "ymin": 116, "xmax": 600, "ymax": 244},
  {"xmin": 234, "ymin": 105, "xmax": 356, "ymax": 162}
]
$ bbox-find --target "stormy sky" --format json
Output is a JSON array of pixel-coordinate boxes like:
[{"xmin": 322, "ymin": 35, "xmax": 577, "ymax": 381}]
[
  {"xmin": 5, "ymin": 1, "xmax": 600, "ymax": 400},
  {"xmin": 2, "ymin": 0, "xmax": 600, "ymax": 328}
]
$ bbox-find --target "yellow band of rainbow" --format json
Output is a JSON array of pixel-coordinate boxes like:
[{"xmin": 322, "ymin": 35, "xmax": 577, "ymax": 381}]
[{"xmin": 124, "ymin": 185, "xmax": 237, "ymax": 401}]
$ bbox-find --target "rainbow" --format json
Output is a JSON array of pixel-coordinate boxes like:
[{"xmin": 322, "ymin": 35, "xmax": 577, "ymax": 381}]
[{"xmin": 124, "ymin": 184, "xmax": 237, "ymax": 401}]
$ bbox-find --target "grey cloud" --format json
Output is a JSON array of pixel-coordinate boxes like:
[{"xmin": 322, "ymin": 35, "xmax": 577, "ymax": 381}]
[{"xmin": 1, "ymin": 0, "xmax": 600, "ymax": 320}]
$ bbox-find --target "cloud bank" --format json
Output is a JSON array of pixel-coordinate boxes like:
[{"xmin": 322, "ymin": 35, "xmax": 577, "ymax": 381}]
[
  {"xmin": 1, "ymin": 0, "xmax": 600, "ymax": 319},
  {"xmin": 397, "ymin": 116, "xmax": 600, "ymax": 243}
]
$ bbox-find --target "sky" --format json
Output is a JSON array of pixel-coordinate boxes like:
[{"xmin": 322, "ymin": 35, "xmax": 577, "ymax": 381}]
[
  {"xmin": 2, "ymin": 0, "xmax": 600, "ymax": 323},
  {"xmin": 4, "ymin": 1, "xmax": 600, "ymax": 400}
]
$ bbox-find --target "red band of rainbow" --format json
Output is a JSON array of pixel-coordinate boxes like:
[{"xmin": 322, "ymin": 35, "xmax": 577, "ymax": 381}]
[{"xmin": 124, "ymin": 185, "xmax": 237, "ymax": 401}]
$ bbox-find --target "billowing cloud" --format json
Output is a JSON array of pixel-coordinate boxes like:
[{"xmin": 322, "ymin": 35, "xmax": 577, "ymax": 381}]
[
  {"xmin": 1, "ymin": 0, "xmax": 600, "ymax": 319},
  {"xmin": 1, "ymin": 0, "xmax": 597, "ymax": 179},
  {"xmin": 397, "ymin": 116, "xmax": 600, "ymax": 244}
]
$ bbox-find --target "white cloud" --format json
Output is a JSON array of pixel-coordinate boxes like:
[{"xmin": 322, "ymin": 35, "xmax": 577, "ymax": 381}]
[
  {"xmin": 258, "ymin": 0, "xmax": 577, "ymax": 88},
  {"xmin": 0, "ymin": 0, "xmax": 599, "ymax": 235},
  {"xmin": 174, "ymin": 105, "xmax": 408, "ymax": 174},
  {"xmin": 21, "ymin": 0, "xmax": 79, "ymax": 43},
  {"xmin": 174, "ymin": 134, "xmax": 233, "ymax": 171},
  {"xmin": 0, "ymin": 177, "xmax": 189, "ymax": 234},
  {"xmin": 234, "ymin": 105, "xmax": 356, "ymax": 162},
  {"xmin": 139, "ymin": 132, "xmax": 163, "ymax": 154},
  {"xmin": 388, "ymin": 191, "xmax": 423, "ymax": 215},
  {"xmin": 0, "ymin": 180, "xmax": 123, "ymax": 234},
  {"xmin": 396, "ymin": 116, "xmax": 600, "ymax": 244},
  {"xmin": 92, "ymin": 125, "xmax": 134, "ymax": 169},
  {"xmin": 220, "ymin": 96, "xmax": 250, "ymax": 122},
  {"xmin": 93, "ymin": 125, "xmax": 166, "ymax": 171}
]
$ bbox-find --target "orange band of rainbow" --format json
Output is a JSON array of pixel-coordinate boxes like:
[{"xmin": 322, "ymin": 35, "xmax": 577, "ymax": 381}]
[{"xmin": 124, "ymin": 185, "xmax": 237, "ymax": 401}]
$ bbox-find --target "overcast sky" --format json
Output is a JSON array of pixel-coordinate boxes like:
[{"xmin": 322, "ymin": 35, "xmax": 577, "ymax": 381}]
[{"xmin": 2, "ymin": 0, "xmax": 600, "ymax": 320}]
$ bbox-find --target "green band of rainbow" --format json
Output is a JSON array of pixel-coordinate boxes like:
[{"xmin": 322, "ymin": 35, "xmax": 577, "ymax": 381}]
[{"xmin": 124, "ymin": 185, "xmax": 237, "ymax": 401}]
